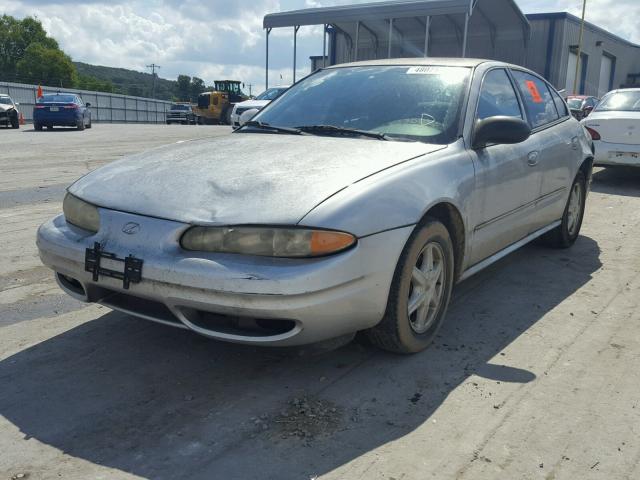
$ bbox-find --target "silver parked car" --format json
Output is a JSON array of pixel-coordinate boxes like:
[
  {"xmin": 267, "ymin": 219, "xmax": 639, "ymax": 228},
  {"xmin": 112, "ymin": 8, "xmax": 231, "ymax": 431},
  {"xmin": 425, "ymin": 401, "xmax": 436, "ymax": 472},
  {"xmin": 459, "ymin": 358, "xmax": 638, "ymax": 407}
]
[{"xmin": 37, "ymin": 59, "xmax": 593, "ymax": 353}]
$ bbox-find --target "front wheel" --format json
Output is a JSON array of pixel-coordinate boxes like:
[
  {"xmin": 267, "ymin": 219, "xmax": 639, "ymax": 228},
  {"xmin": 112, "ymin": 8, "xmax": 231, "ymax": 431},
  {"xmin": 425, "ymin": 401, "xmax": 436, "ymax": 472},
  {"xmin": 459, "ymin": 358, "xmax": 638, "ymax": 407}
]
[
  {"xmin": 10, "ymin": 115, "xmax": 19, "ymax": 129},
  {"xmin": 366, "ymin": 219, "xmax": 454, "ymax": 354},
  {"xmin": 540, "ymin": 170, "xmax": 587, "ymax": 248}
]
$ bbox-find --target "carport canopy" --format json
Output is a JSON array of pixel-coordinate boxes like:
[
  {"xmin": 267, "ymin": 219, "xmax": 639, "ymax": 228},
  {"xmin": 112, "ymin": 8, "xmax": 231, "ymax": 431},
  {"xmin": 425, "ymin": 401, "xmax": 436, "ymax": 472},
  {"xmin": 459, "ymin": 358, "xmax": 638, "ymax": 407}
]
[{"xmin": 263, "ymin": 0, "xmax": 530, "ymax": 88}]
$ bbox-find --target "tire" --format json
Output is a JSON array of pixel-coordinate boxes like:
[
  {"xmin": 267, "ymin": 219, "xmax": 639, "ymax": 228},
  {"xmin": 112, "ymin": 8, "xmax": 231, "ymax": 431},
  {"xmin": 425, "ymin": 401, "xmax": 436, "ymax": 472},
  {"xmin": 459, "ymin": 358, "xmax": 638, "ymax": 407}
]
[
  {"xmin": 34, "ymin": 123, "xmax": 42, "ymax": 131},
  {"xmin": 540, "ymin": 170, "xmax": 587, "ymax": 248},
  {"xmin": 46, "ymin": 125, "xmax": 53, "ymax": 130},
  {"xmin": 223, "ymin": 108, "xmax": 232, "ymax": 125},
  {"xmin": 86, "ymin": 117, "xmax": 92, "ymax": 129},
  {"xmin": 77, "ymin": 118, "xmax": 85, "ymax": 131},
  {"xmin": 366, "ymin": 219, "xmax": 455, "ymax": 354},
  {"xmin": 10, "ymin": 115, "xmax": 19, "ymax": 129}
]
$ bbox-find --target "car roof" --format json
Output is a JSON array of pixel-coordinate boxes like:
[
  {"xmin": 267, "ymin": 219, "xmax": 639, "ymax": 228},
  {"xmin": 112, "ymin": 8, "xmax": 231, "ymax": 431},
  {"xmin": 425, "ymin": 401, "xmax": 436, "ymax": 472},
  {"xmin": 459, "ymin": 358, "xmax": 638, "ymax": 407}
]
[{"xmin": 328, "ymin": 57, "xmax": 496, "ymax": 69}]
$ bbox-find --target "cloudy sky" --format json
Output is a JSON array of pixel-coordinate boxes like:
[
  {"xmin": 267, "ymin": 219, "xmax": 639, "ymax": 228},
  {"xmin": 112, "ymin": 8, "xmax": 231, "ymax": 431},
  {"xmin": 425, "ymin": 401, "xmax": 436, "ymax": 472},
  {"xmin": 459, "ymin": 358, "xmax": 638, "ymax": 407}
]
[{"xmin": 2, "ymin": 0, "xmax": 639, "ymax": 92}]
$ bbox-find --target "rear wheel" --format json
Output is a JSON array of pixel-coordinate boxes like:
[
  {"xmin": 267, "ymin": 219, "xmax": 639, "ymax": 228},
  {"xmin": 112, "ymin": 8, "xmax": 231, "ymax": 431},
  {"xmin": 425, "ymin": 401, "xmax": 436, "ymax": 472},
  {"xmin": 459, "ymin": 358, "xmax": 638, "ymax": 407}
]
[
  {"xmin": 46, "ymin": 125, "xmax": 53, "ymax": 130},
  {"xmin": 34, "ymin": 123, "xmax": 42, "ymax": 131},
  {"xmin": 223, "ymin": 108, "xmax": 232, "ymax": 125},
  {"xmin": 86, "ymin": 117, "xmax": 92, "ymax": 129},
  {"xmin": 540, "ymin": 170, "xmax": 587, "ymax": 248},
  {"xmin": 77, "ymin": 118, "xmax": 85, "ymax": 131},
  {"xmin": 366, "ymin": 219, "xmax": 454, "ymax": 354}
]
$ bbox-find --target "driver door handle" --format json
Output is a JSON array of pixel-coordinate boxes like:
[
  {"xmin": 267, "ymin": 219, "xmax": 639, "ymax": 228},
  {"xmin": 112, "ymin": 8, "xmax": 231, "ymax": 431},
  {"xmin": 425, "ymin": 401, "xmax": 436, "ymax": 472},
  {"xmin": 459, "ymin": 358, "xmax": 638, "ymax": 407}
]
[{"xmin": 527, "ymin": 151, "xmax": 539, "ymax": 167}]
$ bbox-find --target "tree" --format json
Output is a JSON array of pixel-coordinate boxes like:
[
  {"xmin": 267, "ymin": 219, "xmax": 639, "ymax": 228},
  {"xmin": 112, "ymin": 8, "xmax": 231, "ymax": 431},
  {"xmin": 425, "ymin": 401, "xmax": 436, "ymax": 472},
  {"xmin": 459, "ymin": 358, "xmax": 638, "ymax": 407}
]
[
  {"xmin": 0, "ymin": 15, "xmax": 59, "ymax": 82},
  {"xmin": 176, "ymin": 75, "xmax": 191, "ymax": 101},
  {"xmin": 16, "ymin": 42, "xmax": 77, "ymax": 87},
  {"xmin": 190, "ymin": 77, "xmax": 207, "ymax": 102}
]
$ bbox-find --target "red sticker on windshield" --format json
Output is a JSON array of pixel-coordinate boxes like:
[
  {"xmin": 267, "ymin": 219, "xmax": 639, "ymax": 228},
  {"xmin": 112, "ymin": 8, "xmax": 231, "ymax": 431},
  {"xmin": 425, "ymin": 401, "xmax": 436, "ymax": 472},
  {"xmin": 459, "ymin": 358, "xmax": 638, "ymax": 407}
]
[{"xmin": 525, "ymin": 80, "xmax": 543, "ymax": 103}]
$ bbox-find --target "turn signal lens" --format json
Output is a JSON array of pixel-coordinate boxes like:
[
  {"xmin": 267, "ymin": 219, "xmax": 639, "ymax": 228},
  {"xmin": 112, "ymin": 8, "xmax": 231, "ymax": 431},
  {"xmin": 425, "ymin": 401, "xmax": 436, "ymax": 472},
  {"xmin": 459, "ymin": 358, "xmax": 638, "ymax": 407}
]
[
  {"xmin": 585, "ymin": 126, "xmax": 601, "ymax": 141},
  {"xmin": 63, "ymin": 193, "xmax": 100, "ymax": 233},
  {"xmin": 181, "ymin": 227, "xmax": 356, "ymax": 258}
]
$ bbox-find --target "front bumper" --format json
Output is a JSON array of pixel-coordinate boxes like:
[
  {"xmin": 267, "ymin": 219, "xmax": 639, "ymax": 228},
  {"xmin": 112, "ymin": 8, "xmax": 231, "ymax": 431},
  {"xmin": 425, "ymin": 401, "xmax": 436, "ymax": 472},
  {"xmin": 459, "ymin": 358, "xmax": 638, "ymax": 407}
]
[
  {"xmin": 37, "ymin": 209, "xmax": 412, "ymax": 346},
  {"xmin": 593, "ymin": 140, "xmax": 640, "ymax": 167}
]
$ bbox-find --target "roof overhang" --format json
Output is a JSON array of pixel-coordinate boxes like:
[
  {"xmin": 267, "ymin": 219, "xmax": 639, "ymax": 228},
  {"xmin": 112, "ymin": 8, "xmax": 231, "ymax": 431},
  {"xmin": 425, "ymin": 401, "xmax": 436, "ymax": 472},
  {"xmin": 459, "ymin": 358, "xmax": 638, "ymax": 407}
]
[{"xmin": 264, "ymin": 0, "xmax": 475, "ymax": 29}]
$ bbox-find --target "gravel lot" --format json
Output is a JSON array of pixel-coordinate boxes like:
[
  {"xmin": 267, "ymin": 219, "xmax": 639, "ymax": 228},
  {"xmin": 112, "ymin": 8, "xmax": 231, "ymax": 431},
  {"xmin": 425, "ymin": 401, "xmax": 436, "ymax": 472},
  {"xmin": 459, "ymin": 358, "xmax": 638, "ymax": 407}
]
[{"xmin": 1, "ymin": 124, "xmax": 639, "ymax": 480}]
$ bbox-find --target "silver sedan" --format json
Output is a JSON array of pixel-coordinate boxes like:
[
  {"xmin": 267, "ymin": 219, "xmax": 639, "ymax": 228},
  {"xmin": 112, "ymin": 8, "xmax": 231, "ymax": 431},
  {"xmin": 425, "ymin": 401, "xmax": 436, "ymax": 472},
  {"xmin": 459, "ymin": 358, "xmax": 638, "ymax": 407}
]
[{"xmin": 37, "ymin": 58, "xmax": 593, "ymax": 353}]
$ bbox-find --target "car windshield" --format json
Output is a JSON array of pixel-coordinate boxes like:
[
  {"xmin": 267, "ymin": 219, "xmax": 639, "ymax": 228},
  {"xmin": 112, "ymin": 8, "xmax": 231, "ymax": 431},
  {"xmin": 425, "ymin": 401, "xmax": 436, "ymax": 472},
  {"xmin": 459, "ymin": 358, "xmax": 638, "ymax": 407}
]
[
  {"xmin": 39, "ymin": 94, "xmax": 76, "ymax": 103},
  {"xmin": 0, "ymin": 97, "xmax": 12, "ymax": 105},
  {"xmin": 251, "ymin": 65, "xmax": 471, "ymax": 144},
  {"xmin": 256, "ymin": 88, "xmax": 287, "ymax": 101},
  {"xmin": 171, "ymin": 104, "xmax": 190, "ymax": 110},
  {"xmin": 595, "ymin": 91, "xmax": 640, "ymax": 112},
  {"xmin": 566, "ymin": 98, "xmax": 583, "ymax": 109}
]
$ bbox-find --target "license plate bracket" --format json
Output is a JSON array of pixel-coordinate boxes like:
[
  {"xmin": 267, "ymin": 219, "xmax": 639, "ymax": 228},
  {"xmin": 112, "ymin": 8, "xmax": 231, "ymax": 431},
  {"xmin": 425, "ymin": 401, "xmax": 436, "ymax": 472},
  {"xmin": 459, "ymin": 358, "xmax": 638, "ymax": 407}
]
[{"xmin": 85, "ymin": 242, "xmax": 143, "ymax": 290}]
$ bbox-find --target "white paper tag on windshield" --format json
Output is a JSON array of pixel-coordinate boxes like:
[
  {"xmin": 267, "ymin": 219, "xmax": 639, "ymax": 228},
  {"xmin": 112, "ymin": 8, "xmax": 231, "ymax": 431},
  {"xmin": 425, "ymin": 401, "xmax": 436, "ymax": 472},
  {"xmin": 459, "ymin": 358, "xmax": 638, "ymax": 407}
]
[{"xmin": 407, "ymin": 66, "xmax": 443, "ymax": 75}]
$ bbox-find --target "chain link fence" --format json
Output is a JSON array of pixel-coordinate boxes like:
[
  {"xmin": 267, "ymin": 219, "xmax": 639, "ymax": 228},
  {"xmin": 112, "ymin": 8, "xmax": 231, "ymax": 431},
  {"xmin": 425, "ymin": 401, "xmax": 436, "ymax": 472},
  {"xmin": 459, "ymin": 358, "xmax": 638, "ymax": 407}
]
[{"xmin": 1, "ymin": 81, "xmax": 172, "ymax": 123}]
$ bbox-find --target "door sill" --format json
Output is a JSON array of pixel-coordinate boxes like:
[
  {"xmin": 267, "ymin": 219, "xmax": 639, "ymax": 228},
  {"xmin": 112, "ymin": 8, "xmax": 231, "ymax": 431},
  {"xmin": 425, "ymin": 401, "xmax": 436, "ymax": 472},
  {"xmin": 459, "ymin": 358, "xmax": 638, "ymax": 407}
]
[{"xmin": 459, "ymin": 220, "xmax": 562, "ymax": 282}]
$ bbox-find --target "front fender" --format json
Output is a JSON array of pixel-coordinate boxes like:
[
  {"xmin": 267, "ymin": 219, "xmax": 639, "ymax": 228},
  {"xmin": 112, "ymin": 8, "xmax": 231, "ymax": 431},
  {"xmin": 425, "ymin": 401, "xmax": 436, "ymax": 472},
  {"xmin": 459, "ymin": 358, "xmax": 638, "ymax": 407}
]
[{"xmin": 299, "ymin": 141, "xmax": 475, "ymax": 239}]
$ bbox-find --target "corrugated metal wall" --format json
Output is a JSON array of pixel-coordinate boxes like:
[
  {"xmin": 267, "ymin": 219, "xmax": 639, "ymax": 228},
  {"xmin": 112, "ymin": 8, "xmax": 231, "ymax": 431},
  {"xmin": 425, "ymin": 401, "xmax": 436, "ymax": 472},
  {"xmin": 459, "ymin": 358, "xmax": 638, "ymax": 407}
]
[
  {"xmin": 0, "ymin": 81, "xmax": 172, "ymax": 123},
  {"xmin": 527, "ymin": 15, "xmax": 640, "ymax": 96}
]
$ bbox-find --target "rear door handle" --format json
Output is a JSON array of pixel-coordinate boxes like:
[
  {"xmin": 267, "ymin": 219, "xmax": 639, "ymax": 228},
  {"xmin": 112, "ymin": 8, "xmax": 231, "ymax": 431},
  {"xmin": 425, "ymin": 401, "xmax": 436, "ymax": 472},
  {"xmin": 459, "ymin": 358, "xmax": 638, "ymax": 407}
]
[{"xmin": 527, "ymin": 151, "xmax": 539, "ymax": 166}]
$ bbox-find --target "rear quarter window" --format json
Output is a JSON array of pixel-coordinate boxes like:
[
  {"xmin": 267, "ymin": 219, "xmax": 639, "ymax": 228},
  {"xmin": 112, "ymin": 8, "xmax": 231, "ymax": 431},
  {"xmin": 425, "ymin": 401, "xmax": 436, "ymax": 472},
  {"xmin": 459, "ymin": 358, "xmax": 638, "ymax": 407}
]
[{"xmin": 511, "ymin": 70, "xmax": 560, "ymax": 128}]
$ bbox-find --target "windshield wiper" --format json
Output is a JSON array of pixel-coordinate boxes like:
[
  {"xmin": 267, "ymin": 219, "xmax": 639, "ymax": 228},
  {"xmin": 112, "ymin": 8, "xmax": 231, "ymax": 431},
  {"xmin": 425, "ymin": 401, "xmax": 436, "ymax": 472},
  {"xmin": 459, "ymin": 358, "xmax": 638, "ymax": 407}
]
[
  {"xmin": 295, "ymin": 125, "xmax": 388, "ymax": 140},
  {"xmin": 242, "ymin": 121, "xmax": 303, "ymax": 135}
]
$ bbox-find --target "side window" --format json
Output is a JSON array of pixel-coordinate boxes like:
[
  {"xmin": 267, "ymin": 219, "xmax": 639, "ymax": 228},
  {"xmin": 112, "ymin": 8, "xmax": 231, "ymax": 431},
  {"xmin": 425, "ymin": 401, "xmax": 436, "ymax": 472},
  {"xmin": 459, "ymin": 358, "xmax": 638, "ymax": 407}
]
[
  {"xmin": 512, "ymin": 70, "xmax": 560, "ymax": 128},
  {"xmin": 476, "ymin": 69, "xmax": 523, "ymax": 121},
  {"xmin": 76, "ymin": 96, "xmax": 84, "ymax": 106},
  {"xmin": 550, "ymin": 88, "xmax": 569, "ymax": 117}
]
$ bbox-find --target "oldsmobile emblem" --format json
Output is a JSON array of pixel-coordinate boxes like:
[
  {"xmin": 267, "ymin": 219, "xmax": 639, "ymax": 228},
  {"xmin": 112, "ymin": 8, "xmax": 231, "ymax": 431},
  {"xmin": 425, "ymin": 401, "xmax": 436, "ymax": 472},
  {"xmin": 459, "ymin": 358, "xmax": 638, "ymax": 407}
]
[{"xmin": 122, "ymin": 222, "xmax": 141, "ymax": 235}]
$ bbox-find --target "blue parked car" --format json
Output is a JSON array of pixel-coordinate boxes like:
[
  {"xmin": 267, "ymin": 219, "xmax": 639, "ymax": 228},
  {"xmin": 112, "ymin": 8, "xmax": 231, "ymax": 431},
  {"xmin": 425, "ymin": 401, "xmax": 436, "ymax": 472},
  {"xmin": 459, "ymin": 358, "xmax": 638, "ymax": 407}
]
[{"xmin": 33, "ymin": 93, "xmax": 92, "ymax": 131}]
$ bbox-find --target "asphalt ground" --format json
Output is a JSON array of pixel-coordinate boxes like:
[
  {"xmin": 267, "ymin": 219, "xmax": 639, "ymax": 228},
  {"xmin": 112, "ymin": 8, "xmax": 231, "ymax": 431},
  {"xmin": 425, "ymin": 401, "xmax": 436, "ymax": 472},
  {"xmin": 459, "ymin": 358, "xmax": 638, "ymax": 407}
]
[{"xmin": 1, "ymin": 123, "xmax": 639, "ymax": 480}]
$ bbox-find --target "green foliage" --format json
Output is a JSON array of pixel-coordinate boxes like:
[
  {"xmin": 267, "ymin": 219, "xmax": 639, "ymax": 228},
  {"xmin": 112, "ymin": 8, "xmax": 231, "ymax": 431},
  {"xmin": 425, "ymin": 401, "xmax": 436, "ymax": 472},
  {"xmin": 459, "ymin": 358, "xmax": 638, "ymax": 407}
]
[
  {"xmin": 0, "ymin": 14, "xmax": 59, "ymax": 82},
  {"xmin": 176, "ymin": 75, "xmax": 191, "ymax": 101},
  {"xmin": 75, "ymin": 62, "xmax": 178, "ymax": 100},
  {"xmin": 76, "ymin": 74, "xmax": 117, "ymax": 94},
  {"xmin": 190, "ymin": 77, "xmax": 207, "ymax": 102},
  {"xmin": 16, "ymin": 42, "xmax": 77, "ymax": 87}
]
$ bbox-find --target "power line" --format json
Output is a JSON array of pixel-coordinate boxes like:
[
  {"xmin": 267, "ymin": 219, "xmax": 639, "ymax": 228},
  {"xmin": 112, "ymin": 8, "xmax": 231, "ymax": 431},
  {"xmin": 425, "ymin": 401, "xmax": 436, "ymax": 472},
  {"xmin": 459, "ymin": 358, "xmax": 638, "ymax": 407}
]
[{"xmin": 146, "ymin": 63, "xmax": 161, "ymax": 99}]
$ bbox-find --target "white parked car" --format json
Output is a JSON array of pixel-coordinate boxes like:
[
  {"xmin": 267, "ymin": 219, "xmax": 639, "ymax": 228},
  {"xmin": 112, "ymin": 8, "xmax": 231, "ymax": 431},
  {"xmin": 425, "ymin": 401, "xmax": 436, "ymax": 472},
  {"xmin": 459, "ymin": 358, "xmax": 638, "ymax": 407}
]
[
  {"xmin": 230, "ymin": 87, "xmax": 289, "ymax": 128},
  {"xmin": 582, "ymin": 88, "xmax": 640, "ymax": 167}
]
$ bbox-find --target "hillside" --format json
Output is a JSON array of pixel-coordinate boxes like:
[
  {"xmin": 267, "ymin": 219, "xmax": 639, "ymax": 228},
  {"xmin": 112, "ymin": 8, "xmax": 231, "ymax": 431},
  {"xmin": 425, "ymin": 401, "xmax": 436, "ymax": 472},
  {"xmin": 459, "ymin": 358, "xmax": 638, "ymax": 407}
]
[{"xmin": 74, "ymin": 62, "xmax": 177, "ymax": 100}]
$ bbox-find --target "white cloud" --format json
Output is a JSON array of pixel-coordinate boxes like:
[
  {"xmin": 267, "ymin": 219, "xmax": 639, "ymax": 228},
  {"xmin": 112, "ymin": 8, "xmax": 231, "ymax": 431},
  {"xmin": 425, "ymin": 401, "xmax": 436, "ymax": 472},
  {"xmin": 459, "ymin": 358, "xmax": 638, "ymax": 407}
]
[{"xmin": 2, "ymin": 0, "xmax": 639, "ymax": 94}]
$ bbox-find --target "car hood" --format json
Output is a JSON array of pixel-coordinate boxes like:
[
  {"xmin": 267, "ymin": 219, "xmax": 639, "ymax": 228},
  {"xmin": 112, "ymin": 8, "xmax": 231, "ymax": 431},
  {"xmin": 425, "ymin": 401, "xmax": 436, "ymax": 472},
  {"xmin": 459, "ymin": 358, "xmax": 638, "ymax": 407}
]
[
  {"xmin": 69, "ymin": 134, "xmax": 444, "ymax": 225},
  {"xmin": 235, "ymin": 100, "xmax": 270, "ymax": 110}
]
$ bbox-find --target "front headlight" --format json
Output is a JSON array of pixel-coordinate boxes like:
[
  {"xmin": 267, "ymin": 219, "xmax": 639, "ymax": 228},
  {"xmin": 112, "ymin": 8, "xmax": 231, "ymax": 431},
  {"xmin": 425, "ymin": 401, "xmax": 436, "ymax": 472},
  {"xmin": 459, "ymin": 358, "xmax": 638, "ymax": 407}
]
[
  {"xmin": 180, "ymin": 226, "xmax": 356, "ymax": 257},
  {"xmin": 63, "ymin": 193, "xmax": 100, "ymax": 233}
]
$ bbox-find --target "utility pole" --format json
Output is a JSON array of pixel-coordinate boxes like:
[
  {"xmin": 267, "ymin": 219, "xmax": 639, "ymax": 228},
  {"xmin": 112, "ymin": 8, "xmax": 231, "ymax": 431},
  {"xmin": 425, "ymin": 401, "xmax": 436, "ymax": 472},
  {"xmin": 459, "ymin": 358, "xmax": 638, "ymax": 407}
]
[
  {"xmin": 247, "ymin": 84, "xmax": 253, "ymax": 97},
  {"xmin": 146, "ymin": 63, "xmax": 161, "ymax": 99},
  {"xmin": 572, "ymin": 0, "xmax": 587, "ymax": 95}
]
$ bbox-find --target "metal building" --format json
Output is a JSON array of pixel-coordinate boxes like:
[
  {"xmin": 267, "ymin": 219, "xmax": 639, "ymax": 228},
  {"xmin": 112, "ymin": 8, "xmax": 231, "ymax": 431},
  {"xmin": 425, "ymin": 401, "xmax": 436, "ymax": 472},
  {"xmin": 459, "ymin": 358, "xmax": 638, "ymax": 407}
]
[
  {"xmin": 525, "ymin": 13, "xmax": 640, "ymax": 96},
  {"xmin": 263, "ymin": 1, "xmax": 640, "ymax": 98},
  {"xmin": 263, "ymin": 0, "xmax": 530, "ymax": 88}
]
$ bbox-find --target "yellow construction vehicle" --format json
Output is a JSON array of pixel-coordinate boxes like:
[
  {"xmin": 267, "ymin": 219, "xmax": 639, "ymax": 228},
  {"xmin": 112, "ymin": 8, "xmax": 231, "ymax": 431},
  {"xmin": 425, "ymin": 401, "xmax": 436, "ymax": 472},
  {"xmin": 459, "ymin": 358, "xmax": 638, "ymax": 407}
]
[{"xmin": 194, "ymin": 80, "xmax": 248, "ymax": 125}]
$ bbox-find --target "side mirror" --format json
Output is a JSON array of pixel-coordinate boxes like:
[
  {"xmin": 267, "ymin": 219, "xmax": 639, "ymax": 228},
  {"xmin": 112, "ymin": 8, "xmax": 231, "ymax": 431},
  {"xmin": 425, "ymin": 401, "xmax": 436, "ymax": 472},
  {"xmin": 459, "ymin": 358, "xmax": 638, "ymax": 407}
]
[
  {"xmin": 239, "ymin": 108, "xmax": 260, "ymax": 126},
  {"xmin": 473, "ymin": 116, "xmax": 531, "ymax": 149},
  {"xmin": 85, "ymin": 102, "xmax": 91, "ymax": 107},
  {"xmin": 14, "ymin": 102, "xmax": 19, "ymax": 106}
]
